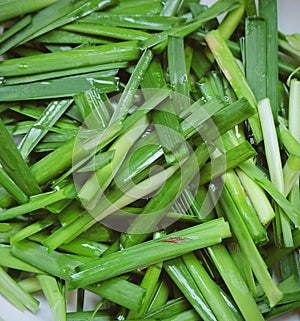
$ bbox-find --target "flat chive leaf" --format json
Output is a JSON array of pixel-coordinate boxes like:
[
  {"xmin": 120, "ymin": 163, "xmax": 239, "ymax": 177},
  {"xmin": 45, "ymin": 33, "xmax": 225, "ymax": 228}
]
[
  {"xmin": 76, "ymin": 150, "xmax": 115, "ymax": 173},
  {"xmin": 66, "ymin": 311, "xmax": 114, "ymax": 320},
  {"xmin": 191, "ymin": 50, "xmax": 212, "ymax": 81},
  {"xmin": 208, "ymin": 244, "xmax": 265, "ymax": 321},
  {"xmin": 12, "ymin": 241, "xmax": 146, "ymax": 311},
  {"xmin": 259, "ymin": 0, "xmax": 279, "ymax": 118},
  {"xmin": 85, "ymin": 277, "xmax": 147, "ymax": 312},
  {"xmin": 0, "ymin": 244, "xmax": 43, "ymax": 274},
  {"xmin": 0, "ymin": 117, "xmax": 41, "ymax": 197},
  {"xmin": 283, "ymin": 78, "xmax": 300, "ymax": 196},
  {"xmin": 0, "ymin": 74, "xmax": 118, "ymax": 101},
  {"xmin": 245, "ymin": 17, "xmax": 267, "ymax": 101},
  {"xmin": 160, "ymin": 0, "xmax": 182, "ymax": 17},
  {"xmin": 73, "ymin": 88, "xmax": 112, "ymax": 130},
  {"xmin": 29, "ymin": 229, "xmax": 110, "ymax": 257},
  {"xmin": 10, "ymin": 216, "xmax": 56, "ymax": 245},
  {"xmin": 11, "ymin": 239, "xmax": 84, "ymax": 280},
  {"xmin": 0, "ymin": 41, "xmax": 140, "ymax": 77},
  {"xmin": 153, "ymin": 107, "xmax": 190, "ymax": 165},
  {"xmin": 141, "ymin": 58, "xmax": 167, "ymax": 92},
  {"xmin": 0, "ymin": 0, "xmax": 118, "ymax": 54},
  {"xmin": 109, "ymin": 49, "xmax": 153, "ymax": 124},
  {"xmin": 37, "ymin": 275, "xmax": 66, "ymax": 321},
  {"xmin": 0, "ymin": 167, "xmax": 28, "ymax": 204},
  {"xmin": 69, "ymin": 218, "xmax": 231, "ymax": 288},
  {"xmin": 141, "ymin": 0, "xmax": 240, "ymax": 51},
  {"xmin": 162, "ymin": 36, "xmax": 191, "ymax": 164},
  {"xmin": 5, "ymin": 65, "xmax": 122, "ymax": 86},
  {"xmin": 19, "ymin": 99, "xmax": 73, "ymax": 158},
  {"xmin": 127, "ymin": 263, "xmax": 162, "ymax": 318},
  {"xmin": 219, "ymin": 185, "xmax": 283, "ymax": 307},
  {"xmin": 0, "ymin": 184, "xmax": 76, "ymax": 221},
  {"xmin": 167, "ymin": 36, "xmax": 189, "ymax": 102},
  {"xmin": 143, "ymin": 297, "xmax": 190, "ymax": 319},
  {"xmin": 106, "ymin": 0, "xmax": 162, "ymax": 15},
  {"xmin": 81, "ymin": 13, "xmax": 185, "ymax": 30},
  {"xmin": 35, "ymin": 29, "xmax": 111, "ymax": 45},
  {"xmin": 182, "ymin": 252, "xmax": 239, "ymax": 320},
  {"xmin": 62, "ymin": 23, "xmax": 151, "ymax": 41},
  {"xmin": 0, "ymin": 15, "xmax": 32, "ymax": 43},
  {"xmin": 30, "ymin": 121, "xmax": 121, "ymax": 185},
  {"xmin": 0, "ymin": 0, "xmax": 57, "ymax": 22},
  {"xmin": 49, "ymin": 237, "xmax": 109, "ymax": 258},
  {"xmin": 164, "ymin": 257, "xmax": 217, "ymax": 321},
  {"xmin": 120, "ymin": 89, "xmax": 170, "ymax": 132},
  {"xmin": 0, "ymin": 266, "xmax": 39, "ymax": 313},
  {"xmin": 199, "ymin": 141, "xmax": 257, "ymax": 184}
]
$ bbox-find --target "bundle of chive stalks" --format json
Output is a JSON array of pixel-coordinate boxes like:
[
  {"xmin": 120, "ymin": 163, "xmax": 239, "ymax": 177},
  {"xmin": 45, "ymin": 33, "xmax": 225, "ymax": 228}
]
[{"xmin": 0, "ymin": 0, "xmax": 300, "ymax": 320}]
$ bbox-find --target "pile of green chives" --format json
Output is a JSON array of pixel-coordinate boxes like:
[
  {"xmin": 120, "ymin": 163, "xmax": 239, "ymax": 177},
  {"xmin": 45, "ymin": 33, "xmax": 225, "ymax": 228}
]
[{"xmin": 0, "ymin": 0, "xmax": 299, "ymax": 320}]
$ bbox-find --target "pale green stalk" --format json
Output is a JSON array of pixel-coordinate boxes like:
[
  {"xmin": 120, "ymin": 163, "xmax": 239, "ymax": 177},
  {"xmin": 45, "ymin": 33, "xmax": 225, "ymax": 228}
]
[
  {"xmin": 284, "ymin": 79, "xmax": 300, "ymax": 196},
  {"xmin": 223, "ymin": 169, "xmax": 268, "ymax": 244},
  {"xmin": 205, "ymin": 29, "xmax": 262, "ymax": 142},
  {"xmin": 288, "ymin": 79, "xmax": 300, "ymax": 142},
  {"xmin": 258, "ymin": 98, "xmax": 292, "ymax": 246},
  {"xmin": 37, "ymin": 275, "xmax": 66, "ymax": 321},
  {"xmin": 283, "ymin": 156, "xmax": 300, "ymax": 196},
  {"xmin": 18, "ymin": 277, "xmax": 41, "ymax": 293},
  {"xmin": 257, "ymin": 99, "xmax": 284, "ymax": 192},
  {"xmin": 218, "ymin": 0, "xmax": 245, "ymax": 40},
  {"xmin": 236, "ymin": 168, "xmax": 275, "ymax": 225}
]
